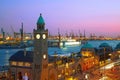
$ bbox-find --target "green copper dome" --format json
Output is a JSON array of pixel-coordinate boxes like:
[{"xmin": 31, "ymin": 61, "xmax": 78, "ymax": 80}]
[
  {"xmin": 115, "ymin": 43, "xmax": 120, "ymax": 49},
  {"xmin": 99, "ymin": 43, "xmax": 110, "ymax": 48},
  {"xmin": 82, "ymin": 43, "xmax": 93, "ymax": 49},
  {"xmin": 37, "ymin": 14, "xmax": 45, "ymax": 25}
]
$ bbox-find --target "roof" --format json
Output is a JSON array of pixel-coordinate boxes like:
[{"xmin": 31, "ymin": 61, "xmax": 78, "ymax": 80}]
[
  {"xmin": 99, "ymin": 43, "xmax": 111, "ymax": 48},
  {"xmin": 115, "ymin": 43, "xmax": 120, "ymax": 49},
  {"xmin": 37, "ymin": 14, "xmax": 45, "ymax": 25},
  {"xmin": 82, "ymin": 43, "xmax": 93, "ymax": 49},
  {"xmin": 9, "ymin": 51, "xmax": 33, "ymax": 62},
  {"xmin": 9, "ymin": 50, "xmax": 56, "ymax": 63}
]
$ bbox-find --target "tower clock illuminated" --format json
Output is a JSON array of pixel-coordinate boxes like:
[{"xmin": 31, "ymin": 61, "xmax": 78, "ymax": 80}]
[
  {"xmin": 43, "ymin": 54, "xmax": 47, "ymax": 59},
  {"xmin": 36, "ymin": 34, "xmax": 40, "ymax": 39},
  {"xmin": 42, "ymin": 34, "xmax": 46, "ymax": 39}
]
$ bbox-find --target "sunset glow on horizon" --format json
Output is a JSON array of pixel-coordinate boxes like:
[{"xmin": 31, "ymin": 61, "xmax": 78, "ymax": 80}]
[{"xmin": 0, "ymin": 0, "xmax": 120, "ymax": 37}]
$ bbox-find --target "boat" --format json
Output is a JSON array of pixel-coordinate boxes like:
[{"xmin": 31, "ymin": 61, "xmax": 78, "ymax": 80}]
[
  {"xmin": 60, "ymin": 39, "xmax": 81, "ymax": 47},
  {"xmin": 48, "ymin": 38, "xmax": 81, "ymax": 47}
]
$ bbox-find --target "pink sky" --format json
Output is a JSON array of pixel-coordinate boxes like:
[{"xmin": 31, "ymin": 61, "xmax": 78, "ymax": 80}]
[{"xmin": 0, "ymin": 0, "xmax": 120, "ymax": 37}]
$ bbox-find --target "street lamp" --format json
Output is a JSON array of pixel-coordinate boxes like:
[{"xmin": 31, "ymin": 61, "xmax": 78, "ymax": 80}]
[
  {"xmin": 85, "ymin": 74, "xmax": 89, "ymax": 80},
  {"xmin": 103, "ymin": 48, "xmax": 106, "ymax": 77}
]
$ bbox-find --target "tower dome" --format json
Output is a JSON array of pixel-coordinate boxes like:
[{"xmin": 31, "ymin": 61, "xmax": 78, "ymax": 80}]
[
  {"xmin": 99, "ymin": 43, "xmax": 110, "ymax": 48},
  {"xmin": 37, "ymin": 14, "xmax": 45, "ymax": 25},
  {"xmin": 82, "ymin": 43, "xmax": 93, "ymax": 49},
  {"xmin": 115, "ymin": 43, "xmax": 120, "ymax": 50},
  {"xmin": 37, "ymin": 14, "xmax": 45, "ymax": 30}
]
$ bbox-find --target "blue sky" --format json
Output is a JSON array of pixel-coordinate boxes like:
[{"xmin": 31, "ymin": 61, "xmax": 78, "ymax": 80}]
[{"xmin": 0, "ymin": 0, "xmax": 120, "ymax": 37}]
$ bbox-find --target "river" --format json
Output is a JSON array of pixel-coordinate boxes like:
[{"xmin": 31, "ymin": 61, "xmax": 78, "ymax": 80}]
[{"xmin": 0, "ymin": 40, "xmax": 120, "ymax": 66}]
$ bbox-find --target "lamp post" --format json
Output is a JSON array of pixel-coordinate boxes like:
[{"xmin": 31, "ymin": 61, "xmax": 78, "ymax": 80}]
[
  {"xmin": 85, "ymin": 74, "xmax": 89, "ymax": 80},
  {"xmin": 103, "ymin": 48, "xmax": 106, "ymax": 77}
]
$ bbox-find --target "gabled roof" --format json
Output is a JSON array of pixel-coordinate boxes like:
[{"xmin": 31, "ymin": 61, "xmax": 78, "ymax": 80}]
[
  {"xmin": 9, "ymin": 50, "xmax": 56, "ymax": 63},
  {"xmin": 9, "ymin": 51, "xmax": 33, "ymax": 62}
]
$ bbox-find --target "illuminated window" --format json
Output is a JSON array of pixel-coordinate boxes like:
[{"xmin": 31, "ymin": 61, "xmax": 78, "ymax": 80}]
[
  {"xmin": 72, "ymin": 70, "xmax": 75, "ymax": 73},
  {"xmin": 11, "ymin": 61, "xmax": 17, "ymax": 66},
  {"xmin": 58, "ymin": 74, "xmax": 61, "ymax": 78},
  {"xmin": 65, "ymin": 72, "xmax": 68, "ymax": 76},
  {"xmin": 18, "ymin": 62, "xmax": 23, "ymax": 66},
  {"xmin": 117, "ymin": 51, "xmax": 120, "ymax": 53},
  {"xmin": 25, "ymin": 62, "xmax": 31, "ymax": 67}
]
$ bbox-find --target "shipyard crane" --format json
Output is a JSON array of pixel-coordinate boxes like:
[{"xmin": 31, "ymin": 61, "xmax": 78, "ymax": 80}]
[
  {"xmin": 84, "ymin": 29, "xmax": 86, "ymax": 40},
  {"xmin": 65, "ymin": 31, "xmax": 68, "ymax": 38},
  {"xmin": 11, "ymin": 26, "xmax": 16, "ymax": 39},
  {"xmin": 58, "ymin": 28, "xmax": 61, "ymax": 48},
  {"xmin": 78, "ymin": 30, "xmax": 82, "ymax": 38},
  {"xmin": 20, "ymin": 22, "xmax": 24, "ymax": 41},
  {"xmin": 7, "ymin": 32, "xmax": 10, "ymax": 37},
  {"xmin": 1, "ymin": 28, "xmax": 5, "ymax": 40}
]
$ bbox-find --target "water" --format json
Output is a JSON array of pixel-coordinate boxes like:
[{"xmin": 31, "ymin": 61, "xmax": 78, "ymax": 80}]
[{"xmin": 0, "ymin": 40, "xmax": 120, "ymax": 66}]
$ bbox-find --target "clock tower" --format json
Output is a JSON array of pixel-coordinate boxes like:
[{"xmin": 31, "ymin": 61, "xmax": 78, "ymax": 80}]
[{"xmin": 33, "ymin": 14, "xmax": 48, "ymax": 80}]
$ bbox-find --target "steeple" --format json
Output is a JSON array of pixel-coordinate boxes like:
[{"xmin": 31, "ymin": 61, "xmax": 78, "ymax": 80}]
[{"xmin": 37, "ymin": 13, "xmax": 45, "ymax": 30}]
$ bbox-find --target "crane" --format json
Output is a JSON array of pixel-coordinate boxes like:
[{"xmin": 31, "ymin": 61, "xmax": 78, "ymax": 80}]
[
  {"xmin": 11, "ymin": 26, "xmax": 16, "ymax": 39},
  {"xmin": 1, "ymin": 28, "xmax": 5, "ymax": 40},
  {"xmin": 20, "ymin": 22, "xmax": 24, "ymax": 41}
]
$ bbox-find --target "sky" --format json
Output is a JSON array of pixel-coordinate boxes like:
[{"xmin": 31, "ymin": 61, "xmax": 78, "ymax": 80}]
[{"xmin": 0, "ymin": 0, "xmax": 120, "ymax": 37}]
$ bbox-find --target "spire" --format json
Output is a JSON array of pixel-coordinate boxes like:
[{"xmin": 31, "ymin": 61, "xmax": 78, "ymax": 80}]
[{"xmin": 40, "ymin": 13, "xmax": 42, "ymax": 16}]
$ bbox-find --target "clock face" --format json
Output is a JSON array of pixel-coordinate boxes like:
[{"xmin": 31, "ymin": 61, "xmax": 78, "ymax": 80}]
[
  {"xmin": 36, "ymin": 34, "xmax": 40, "ymax": 39},
  {"xmin": 43, "ymin": 54, "xmax": 47, "ymax": 59},
  {"xmin": 42, "ymin": 34, "xmax": 46, "ymax": 39}
]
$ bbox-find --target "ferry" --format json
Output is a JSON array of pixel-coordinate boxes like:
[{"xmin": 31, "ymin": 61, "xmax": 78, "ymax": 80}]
[
  {"xmin": 60, "ymin": 39, "xmax": 81, "ymax": 46},
  {"xmin": 48, "ymin": 38, "xmax": 81, "ymax": 47}
]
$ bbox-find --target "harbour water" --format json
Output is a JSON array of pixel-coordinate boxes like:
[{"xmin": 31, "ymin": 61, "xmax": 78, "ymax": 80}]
[{"xmin": 0, "ymin": 40, "xmax": 120, "ymax": 66}]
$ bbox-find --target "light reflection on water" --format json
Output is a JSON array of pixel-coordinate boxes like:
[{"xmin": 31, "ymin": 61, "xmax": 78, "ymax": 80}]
[{"xmin": 0, "ymin": 40, "xmax": 120, "ymax": 66}]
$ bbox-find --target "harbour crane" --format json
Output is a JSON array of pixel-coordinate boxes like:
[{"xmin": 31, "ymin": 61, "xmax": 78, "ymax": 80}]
[
  {"xmin": 11, "ymin": 26, "xmax": 17, "ymax": 39},
  {"xmin": 1, "ymin": 28, "xmax": 5, "ymax": 40},
  {"xmin": 20, "ymin": 22, "xmax": 24, "ymax": 41}
]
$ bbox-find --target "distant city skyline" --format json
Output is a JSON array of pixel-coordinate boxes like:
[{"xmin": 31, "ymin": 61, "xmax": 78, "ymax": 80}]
[{"xmin": 0, "ymin": 0, "xmax": 120, "ymax": 37}]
